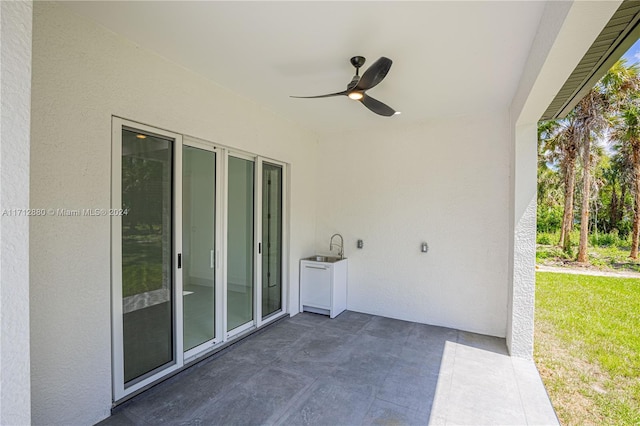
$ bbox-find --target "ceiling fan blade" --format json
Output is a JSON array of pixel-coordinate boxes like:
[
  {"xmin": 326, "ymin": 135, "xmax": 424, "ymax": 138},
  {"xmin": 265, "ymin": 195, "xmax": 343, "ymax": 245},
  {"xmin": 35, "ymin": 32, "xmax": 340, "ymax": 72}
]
[
  {"xmin": 355, "ymin": 57, "xmax": 392, "ymax": 91},
  {"xmin": 290, "ymin": 90, "xmax": 348, "ymax": 99},
  {"xmin": 361, "ymin": 94, "xmax": 396, "ymax": 117}
]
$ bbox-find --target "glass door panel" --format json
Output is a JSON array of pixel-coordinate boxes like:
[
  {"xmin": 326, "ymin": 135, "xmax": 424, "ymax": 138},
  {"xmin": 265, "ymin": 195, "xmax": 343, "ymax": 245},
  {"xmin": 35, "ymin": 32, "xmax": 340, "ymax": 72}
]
[
  {"xmin": 262, "ymin": 163, "xmax": 283, "ymax": 318},
  {"xmin": 121, "ymin": 128, "xmax": 174, "ymax": 384},
  {"xmin": 182, "ymin": 146, "xmax": 216, "ymax": 351},
  {"xmin": 227, "ymin": 156, "xmax": 255, "ymax": 331}
]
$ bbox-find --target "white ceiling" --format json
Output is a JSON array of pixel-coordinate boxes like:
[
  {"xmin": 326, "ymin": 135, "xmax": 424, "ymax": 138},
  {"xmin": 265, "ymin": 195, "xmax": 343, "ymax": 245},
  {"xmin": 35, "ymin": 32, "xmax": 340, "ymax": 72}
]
[{"xmin": 62, "ymin": 1, "xmax": 547, "ymax": 135}]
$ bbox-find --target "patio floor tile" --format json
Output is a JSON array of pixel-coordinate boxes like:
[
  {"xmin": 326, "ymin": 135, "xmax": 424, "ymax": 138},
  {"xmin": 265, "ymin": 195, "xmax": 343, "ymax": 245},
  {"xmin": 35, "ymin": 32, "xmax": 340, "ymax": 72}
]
[
  {"xmin": 100, "ymin": 312, "xmax": 558, "ymax": 426},
  {"xmin": 275, "ymin": 379, "xmax": 376, "ymax": 426},
  {"xmin": 362, "ymin": 399, "xmax": 431, "ymax": 426}
]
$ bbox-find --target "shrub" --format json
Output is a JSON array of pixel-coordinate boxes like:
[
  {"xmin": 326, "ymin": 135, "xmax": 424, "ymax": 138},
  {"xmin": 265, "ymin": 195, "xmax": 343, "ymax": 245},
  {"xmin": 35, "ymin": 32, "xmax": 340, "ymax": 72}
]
[
  {"xmin": 590, "ymin": 232, "xmax": 620, "ymax": 247},
  {"xmin": 538, "ymin": 234, "xmax": 551, "ymax": 245},
  {"xmin": 536, "ymin": 245, "xmax": 571, "ymax": 262},
  {"xmin": 537, "ymin": 231, "xmax": 560, "ymax": 245},
  {"xmin": 537, "ymin": 206, "xmax": 563, "ymax": 233},
  {"xmin": 617, "ymin": 219, "xmax": 632, "ymax": 239}
]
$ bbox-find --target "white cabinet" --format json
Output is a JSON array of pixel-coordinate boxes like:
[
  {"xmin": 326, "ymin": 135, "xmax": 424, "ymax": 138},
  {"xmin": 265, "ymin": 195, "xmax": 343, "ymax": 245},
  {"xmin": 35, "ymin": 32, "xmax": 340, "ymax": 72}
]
[{"xmin": 300, "ymin": 258, "xmax": 347, "ymax": 318}]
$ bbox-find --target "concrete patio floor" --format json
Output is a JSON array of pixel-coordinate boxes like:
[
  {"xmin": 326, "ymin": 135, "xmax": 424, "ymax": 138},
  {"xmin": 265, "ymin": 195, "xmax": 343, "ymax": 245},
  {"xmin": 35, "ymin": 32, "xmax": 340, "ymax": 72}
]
[{"xmin": 100, "ymin": 311, "xmax": 559, "ymax": 425}]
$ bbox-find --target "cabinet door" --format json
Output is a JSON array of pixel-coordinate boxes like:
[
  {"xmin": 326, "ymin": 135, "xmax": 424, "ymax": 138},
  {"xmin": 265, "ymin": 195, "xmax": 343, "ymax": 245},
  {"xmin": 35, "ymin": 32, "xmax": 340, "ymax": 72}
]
[{"xmin": 301, "ymin": 263, "xmax": 331, "ymax": 308}]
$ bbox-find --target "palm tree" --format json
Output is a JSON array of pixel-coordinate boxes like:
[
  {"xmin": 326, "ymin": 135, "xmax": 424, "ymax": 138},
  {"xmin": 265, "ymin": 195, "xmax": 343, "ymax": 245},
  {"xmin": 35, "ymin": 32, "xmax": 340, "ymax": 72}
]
[
  {"xmin": 537, "ymin": 165, "xmax": 562, "ymax": 210},
  {"xmin": 537, "ymin": 120, "xmax": 563, "ymax": 210},
  {"xmin": 540, "ymin": 118, "xmax": 578, "ymax": 252},
  {"xmin": 603, "ymin": 146, "xmax": 634, "ymax": 233},
  {"xmin": 574, "ymin": 60, "xmax": 640, "ymax": 262},
  {"xmin": 612, "ymin": 144, "xmax": 635, "ymax": 233},
  {"xmin": 537, "ymin": 61, "xmax": 638, "ymax": 258},
  {"xmin": 613, "ymin": 105, "xmax": 640, "ymax": 258},
  {"xmin": 604, "ymin": 60, "xmax": 640, "ymax": 257},
  {"xmin": 574, "ymin": 89, "xmax": 609, "ymax": 263},
  {"xmin": 601, "ymin": 159, "xmax": 622, "ymax": 232}
]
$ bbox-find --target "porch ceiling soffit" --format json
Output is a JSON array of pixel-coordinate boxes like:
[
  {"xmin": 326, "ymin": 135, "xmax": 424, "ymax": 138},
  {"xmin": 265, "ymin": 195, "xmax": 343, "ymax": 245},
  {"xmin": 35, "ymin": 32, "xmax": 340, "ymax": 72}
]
[{"xmin": 542, "ymin": 0, "xmax": 640, "ymax": 121}]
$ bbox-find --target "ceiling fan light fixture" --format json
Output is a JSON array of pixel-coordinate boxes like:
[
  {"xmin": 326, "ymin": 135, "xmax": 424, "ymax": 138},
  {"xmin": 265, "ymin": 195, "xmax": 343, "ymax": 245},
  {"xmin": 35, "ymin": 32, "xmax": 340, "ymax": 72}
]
[{"xmin": 348, "ymin": 91, "xmax": 364, "ymax": 100}]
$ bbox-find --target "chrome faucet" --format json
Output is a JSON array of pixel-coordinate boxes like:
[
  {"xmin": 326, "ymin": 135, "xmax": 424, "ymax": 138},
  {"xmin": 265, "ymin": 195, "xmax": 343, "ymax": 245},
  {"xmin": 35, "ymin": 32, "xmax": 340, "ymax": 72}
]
[{"xmin": 330, "ymin": 233, "xmax": 344, "ymax": 259}]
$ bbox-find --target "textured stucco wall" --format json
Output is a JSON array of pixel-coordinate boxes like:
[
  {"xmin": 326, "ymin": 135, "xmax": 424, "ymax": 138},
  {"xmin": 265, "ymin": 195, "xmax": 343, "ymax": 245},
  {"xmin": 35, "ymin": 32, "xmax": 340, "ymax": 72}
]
[
  {"xmin": 315, "ymin": 113, "xmax": 511, "ymax": 337},
  {"xmin": 0, "ymin": 1, "xmax": 32, "ymax": 424},
  {"xmin": 30, "ymin": 3, "xmax": 317, "ymax": 424},
  {"xmin": 508, "ymin": 124, "xmax": 537, "ymax": 358}
]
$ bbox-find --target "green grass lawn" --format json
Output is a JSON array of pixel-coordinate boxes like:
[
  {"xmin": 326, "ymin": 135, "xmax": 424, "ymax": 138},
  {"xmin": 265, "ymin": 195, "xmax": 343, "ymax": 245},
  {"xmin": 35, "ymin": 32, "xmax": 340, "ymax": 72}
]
[
  {"xmin": 535, "ymin": 272, "xmax": 640, "ymax": 425},
  {"xmin": 122, "ymin": 226, "xmax": 164, "ymax": 297}
]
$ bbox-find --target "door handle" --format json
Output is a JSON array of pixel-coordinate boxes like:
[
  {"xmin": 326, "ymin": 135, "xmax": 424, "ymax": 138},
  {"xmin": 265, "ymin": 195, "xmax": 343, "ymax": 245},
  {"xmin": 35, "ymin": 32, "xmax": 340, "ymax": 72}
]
[
  {"xmin": 210, "ymin": 250, "xmax": 214, "ymax": 269},
  {"xmin": 305, "ymin": 265, "xmax": 327, "ymax": 270}
]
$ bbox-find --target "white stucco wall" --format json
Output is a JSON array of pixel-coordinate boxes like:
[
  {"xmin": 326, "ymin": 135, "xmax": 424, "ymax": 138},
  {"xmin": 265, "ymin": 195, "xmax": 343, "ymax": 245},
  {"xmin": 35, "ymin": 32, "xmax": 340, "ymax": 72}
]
[
  {"xmin": 30, "ymin": 3, "xmax": 317, "ymax": 424},
  {"xmin": 0, "ymin": 1, "xmax": 32, "ymax": 424},
  {"xmin": 315, "ymin": 113, "xmax": 511, "ymax": 337}
]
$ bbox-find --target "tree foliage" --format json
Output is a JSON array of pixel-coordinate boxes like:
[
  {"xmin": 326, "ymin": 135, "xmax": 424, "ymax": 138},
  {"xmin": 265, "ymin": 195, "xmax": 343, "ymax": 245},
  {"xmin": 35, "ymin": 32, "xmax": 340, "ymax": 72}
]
[{"xmin": 538, "ymin": 59, "xmax": 640, "ymax": 261}]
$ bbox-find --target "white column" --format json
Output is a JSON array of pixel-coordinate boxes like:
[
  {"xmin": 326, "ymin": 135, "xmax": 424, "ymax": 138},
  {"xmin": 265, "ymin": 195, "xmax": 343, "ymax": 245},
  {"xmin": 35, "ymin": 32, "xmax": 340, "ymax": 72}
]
[
  {"xmin": 507, "ymin": 123, "xmax": 537, "ymax": 358},
  {"xmin": 0, "ymin": 1, "xmax": 33, "ymax": 424}
]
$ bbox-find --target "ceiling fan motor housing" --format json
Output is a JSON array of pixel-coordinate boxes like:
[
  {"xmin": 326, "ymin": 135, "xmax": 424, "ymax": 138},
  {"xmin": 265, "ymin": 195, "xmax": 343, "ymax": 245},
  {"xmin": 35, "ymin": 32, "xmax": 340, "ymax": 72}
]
[{"xmin": 350, "ymin": 56, "xmax": 366, "ymax": 73}]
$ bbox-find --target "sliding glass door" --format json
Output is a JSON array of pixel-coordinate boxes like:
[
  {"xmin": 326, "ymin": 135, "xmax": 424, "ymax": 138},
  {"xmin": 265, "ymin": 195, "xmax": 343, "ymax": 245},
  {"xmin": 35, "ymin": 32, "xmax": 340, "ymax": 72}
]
[
  {"xmin": 182, "ymin": 145, "xmax": 217, "ymax": 351},
  {"xmin": 262, "ymin": 163, "xmax": 283, "ymax": 319},
  {"xmin": 121, "ymin": 128, "xmax": 174, "ymax": 384},
  {"xmin": 113, "ymin": 119, "xmax": 287, "ymax": 400},
  {"xmin": 112, "ymin": 121, "xmax": 183, "ymax": 399},
  {"xmin": 226, "ymin": 156, "xmax": 255, "ymax": 333}
]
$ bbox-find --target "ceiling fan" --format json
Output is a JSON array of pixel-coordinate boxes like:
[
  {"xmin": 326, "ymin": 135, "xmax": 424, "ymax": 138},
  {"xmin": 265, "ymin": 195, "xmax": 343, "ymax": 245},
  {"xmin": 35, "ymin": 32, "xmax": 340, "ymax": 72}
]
[{"xmin": 291, "ymin": 56, "xmax": 398, "ymax": 117}]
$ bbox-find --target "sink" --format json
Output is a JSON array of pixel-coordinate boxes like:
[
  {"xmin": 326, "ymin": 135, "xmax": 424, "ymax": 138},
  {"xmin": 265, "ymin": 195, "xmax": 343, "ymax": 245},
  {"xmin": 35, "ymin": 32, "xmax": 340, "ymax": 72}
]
[
  {"xmin": 301, "ymin": 255, "xmax": 348, "ymax": 318},
  {"xmin": 304, "ymin": 255, "xmax": 344, "ymax": 263}
]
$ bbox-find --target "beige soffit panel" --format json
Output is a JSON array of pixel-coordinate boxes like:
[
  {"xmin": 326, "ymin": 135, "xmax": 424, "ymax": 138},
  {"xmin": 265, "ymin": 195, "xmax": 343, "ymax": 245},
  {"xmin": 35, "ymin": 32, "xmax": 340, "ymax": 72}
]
[{"xmin": 541, "ymin": 1, "xmax": 640, "ymax": 121}]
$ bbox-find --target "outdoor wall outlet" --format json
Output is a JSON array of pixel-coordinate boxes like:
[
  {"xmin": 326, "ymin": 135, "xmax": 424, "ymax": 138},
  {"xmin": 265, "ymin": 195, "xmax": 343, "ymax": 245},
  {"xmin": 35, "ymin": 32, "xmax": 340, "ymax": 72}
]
[
  {"xmin": 357, "ymin": 239, "xmax": 363, "ymax": 249},
  {"xmin": 421, "ymin": 242, "xmax": 429, "ymax": 253}
]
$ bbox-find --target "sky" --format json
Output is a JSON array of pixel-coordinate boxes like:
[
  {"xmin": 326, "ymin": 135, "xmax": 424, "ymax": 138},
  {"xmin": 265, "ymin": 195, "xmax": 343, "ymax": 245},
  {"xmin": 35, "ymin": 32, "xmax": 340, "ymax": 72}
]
[{"xmin": 622, "ymin": 38, "xmax": 640, "ymax": 65}]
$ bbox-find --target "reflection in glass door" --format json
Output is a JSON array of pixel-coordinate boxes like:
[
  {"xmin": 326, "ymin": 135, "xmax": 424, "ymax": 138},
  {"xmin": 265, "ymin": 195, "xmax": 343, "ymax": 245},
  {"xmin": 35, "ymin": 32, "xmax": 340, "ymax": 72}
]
[
  {"xmin": 262, "ymin": 163, "xmax": 283, "ymax": 318},
  {"xmin": 182, "ymin": 146, "xmax": 216, "ymax": 351},
  {"xmin": 227, "ymin": 156, "xmax": 255, "ymax": 332},
  {"xmin": 121, "ymin": 128, "xmax": 174, "ymax": 384}
]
